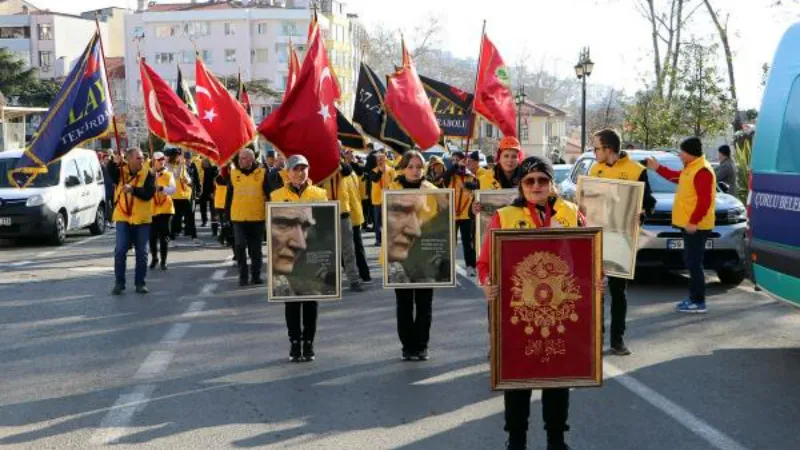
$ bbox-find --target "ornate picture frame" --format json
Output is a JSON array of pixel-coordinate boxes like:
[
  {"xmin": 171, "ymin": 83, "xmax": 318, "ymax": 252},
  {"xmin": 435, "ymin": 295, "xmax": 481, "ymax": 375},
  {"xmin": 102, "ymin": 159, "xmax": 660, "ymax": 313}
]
[
  {"xmin": 490, "ymin": 228, "xmax": 603, "ymax": 390},
  {"xmin": 267, "ymin": 202, "xmax": 341, "ymax": 302}
]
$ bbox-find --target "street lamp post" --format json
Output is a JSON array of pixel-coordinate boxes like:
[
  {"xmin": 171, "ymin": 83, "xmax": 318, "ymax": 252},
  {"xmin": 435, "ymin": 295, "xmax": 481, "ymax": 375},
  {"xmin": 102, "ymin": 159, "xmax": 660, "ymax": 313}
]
[
  {"xmin": 574, "ymin": 47, "xmax": 594, "ymax": 152},
  {"xmin": 514, "ymin": 85, "xmax": 526, "ymax": 142}
]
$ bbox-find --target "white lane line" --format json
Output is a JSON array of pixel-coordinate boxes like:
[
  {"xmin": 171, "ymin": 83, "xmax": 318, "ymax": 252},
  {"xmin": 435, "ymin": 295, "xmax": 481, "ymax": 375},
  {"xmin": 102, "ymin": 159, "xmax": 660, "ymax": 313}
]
[
  {"xmin": 199, "ymin": 282, "xmax": 218, "ymax": 297},
  {"xmin": 36, "ymin": 250, "xmax": 56, "ymax": 258},
  {"xmin": 63, "ymin": 233, "xmax": 110, "ymax": 250},
  {"xmin": 133, "ymin": 351, "xmax": 174, "ymax": 380},
  {"xmin": 90, "ymin": 384, "xmax": 155, "ymax": 445},
  {"xmin": 160, "ymin": 323, "xmax": 191, "ymax": 345},
  {"xmin": 182, "ymin": 300, "xmax": 206, "ymax": 317},
  {"xmin": 8, "ymin": 261, "xmax": 32, "ymax": 267},
  {"xmin": 211, "ymin": 269, "xmax": 227, "ymax": 281},
  {"xmin": 604, "ymin": 362, "xmax": 749, "ymax": 450},
  {"xmin": 412, "ymin": 363, "xmax": 489, "ymax": 385}
]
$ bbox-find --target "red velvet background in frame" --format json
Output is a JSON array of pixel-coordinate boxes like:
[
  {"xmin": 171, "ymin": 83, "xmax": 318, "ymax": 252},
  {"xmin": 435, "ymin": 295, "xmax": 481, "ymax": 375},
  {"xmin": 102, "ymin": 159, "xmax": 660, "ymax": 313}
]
[{"xmin": 491, "ymin": 228, "xmax": 603, "ymax": 390}]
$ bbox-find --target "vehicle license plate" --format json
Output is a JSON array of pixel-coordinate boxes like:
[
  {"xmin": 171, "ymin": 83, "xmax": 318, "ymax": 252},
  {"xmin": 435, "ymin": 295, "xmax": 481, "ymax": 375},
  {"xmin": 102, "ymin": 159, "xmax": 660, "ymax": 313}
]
[
  {"xmin": 666, "ymin": 239, "xmax": 714, "ymax": 250},
  {"xmin": 0, "ymin": 217, "xmax": 11, "ymax": 226}
]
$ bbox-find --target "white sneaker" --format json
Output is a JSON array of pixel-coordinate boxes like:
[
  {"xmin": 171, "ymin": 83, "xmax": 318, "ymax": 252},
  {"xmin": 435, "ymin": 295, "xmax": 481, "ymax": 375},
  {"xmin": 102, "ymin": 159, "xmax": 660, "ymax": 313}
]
[{"xmin": 466, "ymin": 267, "xmax": 476, "ymax": 277}]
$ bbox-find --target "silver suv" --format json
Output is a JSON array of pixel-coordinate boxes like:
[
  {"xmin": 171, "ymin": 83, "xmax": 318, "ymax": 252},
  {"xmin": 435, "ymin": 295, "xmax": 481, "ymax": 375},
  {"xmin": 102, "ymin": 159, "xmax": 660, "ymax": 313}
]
[{"xmin": 559, "ymin": 150, "xmax": 747, "ymax": 285}]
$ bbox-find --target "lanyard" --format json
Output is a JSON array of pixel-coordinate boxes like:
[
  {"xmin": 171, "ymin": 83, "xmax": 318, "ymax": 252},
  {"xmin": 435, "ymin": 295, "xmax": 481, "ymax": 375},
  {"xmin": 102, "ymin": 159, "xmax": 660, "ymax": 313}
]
[
  {"xmin": 117, "ymin": 170, "xmax": 140, "ymax": 217},
  {"xmin": 526, "ymin": 202, "xmax": 552, "ymax": 228}
]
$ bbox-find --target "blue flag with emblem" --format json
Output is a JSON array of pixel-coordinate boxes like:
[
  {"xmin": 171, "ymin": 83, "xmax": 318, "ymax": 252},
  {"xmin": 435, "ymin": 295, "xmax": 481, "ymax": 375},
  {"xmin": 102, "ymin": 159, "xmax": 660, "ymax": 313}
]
[{"xmin": 8, "ymin": 31, "xmax": 113, "ymax": 188}]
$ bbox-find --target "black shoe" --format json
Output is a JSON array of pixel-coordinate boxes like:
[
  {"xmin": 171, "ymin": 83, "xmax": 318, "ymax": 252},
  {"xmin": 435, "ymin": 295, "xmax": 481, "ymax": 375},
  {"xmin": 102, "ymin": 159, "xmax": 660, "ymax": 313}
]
[
  {"xmin": 361, "ymin": 278, "xmax": 373, "ymax": 284},
  {"xmin": 111, "ymin": 285, "xmax": 124, "ymax": 295},
  {"xmin": 201, "ymin": 221, "xmax": 208, "ymax": 227},
  {"xmin": 401, "ymin": 350, "xmax": 414, "ymax": 361},
  {"xmin": 251, "ymin": 276, "xmax": 264, "ymax": 285},
  {"xmin": 149, "ymin": 259, "xmax": 158, "ymax": 269},
  {"xmin": 416, "ymin": 349, "xmax": 430, "ymax": 361},
  {"xmin": 302, "ymin": 341, "xmax": 315, "ymax": 362},
  {"xmin": 160, "ymin": 262, "xmax": 168, "ymax": 271},
  {"xmin": 610, "ymin": 338, "xmax": 632, "ymax": 356},
  {"xmin": 350, "ymin": 281, "xmax": 364, "ymax": 292},
  {"xmin": 135, "ymin": 285, "xmax": 149, "ymax": 294},
  {"xmin": 506, "ymin": 432, "xmax": 527, "ymax": 450},
  {"xmin": 289, "ymin": 341, "xmax": 302, "ymax": 362},
  {"xmin": 239, "ymin": 277, "xmax": 248, "ymax": 287}
]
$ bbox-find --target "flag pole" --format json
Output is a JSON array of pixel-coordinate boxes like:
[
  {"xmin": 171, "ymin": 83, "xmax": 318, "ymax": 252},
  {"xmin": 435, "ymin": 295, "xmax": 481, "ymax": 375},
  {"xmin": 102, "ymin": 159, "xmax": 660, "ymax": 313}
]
[
  {"xmin": 94, "ymin": 15, "xmax": 123, "ymax": 153},
  {"xmin": 464, "ymin": 20, "xmax": 486, "ymax": 153}
]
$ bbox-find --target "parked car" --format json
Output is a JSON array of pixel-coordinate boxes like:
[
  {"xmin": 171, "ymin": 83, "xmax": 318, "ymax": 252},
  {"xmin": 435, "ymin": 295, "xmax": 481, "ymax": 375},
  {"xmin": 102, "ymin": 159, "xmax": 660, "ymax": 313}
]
[
  {"xmin": 559, "ymin": 150, "xmax": 747, "ymax": 285},
  {"xmin": 554, "ymin": 164, "xmax": 572, "ymax": 185},
  {"xmin": 0, "ymin": 148, "xmax": 107, "ymax": 245}
]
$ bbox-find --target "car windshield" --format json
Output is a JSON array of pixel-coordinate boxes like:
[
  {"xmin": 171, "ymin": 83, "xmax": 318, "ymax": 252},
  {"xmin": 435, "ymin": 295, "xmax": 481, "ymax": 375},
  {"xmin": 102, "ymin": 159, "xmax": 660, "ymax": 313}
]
[
  {"xmin": 634, "ymin": 157, "xmax": 683, "ymax": 193},
  {"xmin": 554, "ymin": 168, "xmax": 570, "ymax": 184},
  {"xmin": 0, "ymin": 157, "xmax": 62, "ymax": 188}
]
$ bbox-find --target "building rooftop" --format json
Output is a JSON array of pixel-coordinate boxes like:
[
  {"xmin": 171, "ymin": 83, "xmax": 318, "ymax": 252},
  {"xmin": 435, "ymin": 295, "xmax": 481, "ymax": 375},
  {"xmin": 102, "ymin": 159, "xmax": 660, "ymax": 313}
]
[{"xmin": 144, "ymin": 1, "xmax": 304, "ymax": 12}]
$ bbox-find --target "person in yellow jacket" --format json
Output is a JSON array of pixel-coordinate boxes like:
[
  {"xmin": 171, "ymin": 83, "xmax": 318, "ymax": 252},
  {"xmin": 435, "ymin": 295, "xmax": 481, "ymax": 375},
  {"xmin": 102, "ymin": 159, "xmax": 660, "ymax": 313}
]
[
  {"xmin": 108, "ymin": 148, "xmax": 156, "ymax": 295},
  {"xmin": 320, "ymin": 159, "xmax": 364, "ymax": 292},
  {"xmin": 167, "ymin": 152, "xmax": 197, "ymax": 241},
  {"xmin": 213, "ymin": 163, "xmax": 232, "ymax": 247},
  {"xmin": 342, "ymin": 150, "xmax": 372, "ymax": 283},
  {"xmin": 369, "ymin": 149, "xmax": 396, "ymax": 246},
  {"xmin": 270, "ymin": 155, "xmax": 329, "ymax": 363},
  {"xmin": 224, "ymin": 148, "xmax": 269, "ymax": 287},
  {"xmin": 646, "ymin": 137, "xmax": 716, "ymax": 314},
  {"xmin": 425, "ymin": 155, "xmax": 447, "ymax": 188},
  {"xmin": 443, "ymin": 151, "xmax": 480, "ymax": 276},
  {"xmin": 383, "ymin": 150, "xmax": 440, "ymax": 361},
  {"xmin": 148, "ymin": 152, "xmax": 176, "ymax": 271},
  {"xmin": 477, "ymin": 136, "xmax": 523, "ymax": 191},
  {"xmin": 478, "ymin": 155, "xmax": 600, "ymax": 450}
]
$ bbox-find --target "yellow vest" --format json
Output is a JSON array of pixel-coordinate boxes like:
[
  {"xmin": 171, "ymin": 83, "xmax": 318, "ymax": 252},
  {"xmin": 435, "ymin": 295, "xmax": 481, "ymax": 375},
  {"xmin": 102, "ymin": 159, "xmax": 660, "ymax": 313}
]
[
  {"xmin": 448, "ymin": 172, "xmax": 476, "ymax": 220},
  {"xmin": 270, "ymin": 184, "xmax": 328, "ymax": 202},
  {"xmin": 152, "ymin": 169, "xmax": 175, "ymax": 216},
  {"xmin": 371, "ymin": 166, "xmax": 396, "ymax": 205},
  {"xmin": 497, "ymin": 198, "xmax": 579, "ymax": 230},
  {"xmin": 672, "ymin": 156, "xmax": 716, "ymax": 230},
  {"xmin": 112, "ymin": 167, "xmax": 153, "ymax": 225},
  {"xmin": 478, "ymin": 171, "xmax": 503, "ymax": 190},
  {"xmin": 346, "ymin": 173, "xmax": 364, "ymax": 226},
  {"xmin": 173, "ymin": 166, "xmax": 193, "ymax": 200},
  {"xmin": 230, "ymin": 167, "xmax": 267, "ymax": 222},
  {"xmin": 321, "ymin": 172, "xmax": 351, "ymax": 214},
  {"xmin": 588, "ymin": 154, "xmax": 645, "ymax": 181},
  {"xmin": 358, "ymin": 174, "xmax": 367, "ymax": 200},
  {"xmin": 214, "ymin": 182, "xmax": 227, "ymax": 210}
]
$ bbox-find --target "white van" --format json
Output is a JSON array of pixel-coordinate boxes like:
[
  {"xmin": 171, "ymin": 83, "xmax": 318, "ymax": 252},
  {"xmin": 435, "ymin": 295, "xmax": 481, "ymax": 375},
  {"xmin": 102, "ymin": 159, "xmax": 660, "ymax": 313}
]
[{"xmin": 0, "ymin": 148, "xmax": 107, "ymax": 245}]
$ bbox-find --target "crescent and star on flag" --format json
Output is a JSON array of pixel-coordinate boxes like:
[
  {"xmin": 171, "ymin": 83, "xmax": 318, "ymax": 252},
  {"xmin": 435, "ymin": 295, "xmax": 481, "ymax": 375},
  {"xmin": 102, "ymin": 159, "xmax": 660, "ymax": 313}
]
[
  {"xmin": 318, "ymin": 66, "xmax": 334, "ymax": 122},
  {"xmin": 195, "ymin": 85, "xmax": 217, "ymax": 123}
]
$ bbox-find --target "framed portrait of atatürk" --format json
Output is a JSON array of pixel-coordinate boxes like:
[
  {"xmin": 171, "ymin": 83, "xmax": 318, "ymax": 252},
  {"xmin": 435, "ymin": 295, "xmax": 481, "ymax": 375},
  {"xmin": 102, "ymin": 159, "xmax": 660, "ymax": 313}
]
[
  {"xmin": 576, "ymin": 176, "xmax": 645, "ymax": 279},
  {"xmin": 382, "ymin": 188, "xmax": 456, "ymax": 289},
  {"xmin": 475, "ymin": 189, "xmax": 518, "ymax": 258},
  {"xmin": 490, "ymin": 228, "xmax": 603, "ymax": 390},
  {"xmin": 266, "ymin": 202, "xmax": 341, "ymax": 302}
]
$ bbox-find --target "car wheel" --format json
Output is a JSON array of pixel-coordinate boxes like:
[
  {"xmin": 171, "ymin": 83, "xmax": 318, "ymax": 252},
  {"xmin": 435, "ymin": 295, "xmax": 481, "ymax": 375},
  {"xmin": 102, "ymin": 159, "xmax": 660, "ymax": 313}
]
[
  {"xmin": 50, "ymin": 212, "xmax": 67, "ymax": 246},
  {"xmin": 89, "ymin": 206, "xmax": 106, "ymax": 235},
  {"xmin": 717, "ymin": 268, "xmax": 745, "ymax": 286}
]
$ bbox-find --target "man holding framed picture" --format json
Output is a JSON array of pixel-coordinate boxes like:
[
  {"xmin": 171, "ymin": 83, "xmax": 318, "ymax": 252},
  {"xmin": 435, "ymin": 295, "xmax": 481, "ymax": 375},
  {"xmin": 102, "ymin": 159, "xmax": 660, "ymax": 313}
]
[{"xmin": 589, "ymin": 129, "xmax": 656, "ymax": 356}]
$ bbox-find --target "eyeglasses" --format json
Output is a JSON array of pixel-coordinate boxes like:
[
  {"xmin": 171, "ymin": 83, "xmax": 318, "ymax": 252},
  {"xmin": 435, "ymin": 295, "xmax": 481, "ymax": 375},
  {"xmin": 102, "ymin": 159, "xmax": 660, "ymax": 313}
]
[{"xmin": 522, "ymin": 176, "xmax": 551, "ymax": 188}]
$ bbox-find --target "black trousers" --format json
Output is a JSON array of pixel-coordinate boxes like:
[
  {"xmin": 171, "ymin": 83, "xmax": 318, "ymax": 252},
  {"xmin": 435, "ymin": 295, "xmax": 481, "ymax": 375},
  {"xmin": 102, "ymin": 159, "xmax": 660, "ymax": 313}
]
[
  {"xmin": 171, "ymin": 199, "xmax": 196, "ymax": 239},
  {"xmin": 285, "ymin": 301, "xmax": 318, "ymax": 342},
  {"xmin": 456, "ymin": 218, "xmax": 476, "ymax": 268},
  {"xmin": 683, "ymin": 230, "xmax": 710, "ymax": 302},
  {"xmin": 395, "ymin": 288, "xmax": 433, "ymax": 352},
  {"xmin": 361, "ymin": 199, "xmax": 373, "ymax": 227},
  {"xmin": 352, "ymin": 226, "xmax": 371, "ymax": 281},
  {"xmin": 149, "ymin": 214, "xmax": 171, "ymax": 263},
  {"xmin": 233, "ymin": 221, "xmax": 263, "ymax": 279},
  {"xmin": 198, "ymin": 194, "xmax": 214, "ymax": 225},
  {"xmin": 504, "ymin": 388, "xmax": 570, "ymax": 434},
  {"xmin": 607, "ymin": 276, "xmax": 628, "ymax": 343}
]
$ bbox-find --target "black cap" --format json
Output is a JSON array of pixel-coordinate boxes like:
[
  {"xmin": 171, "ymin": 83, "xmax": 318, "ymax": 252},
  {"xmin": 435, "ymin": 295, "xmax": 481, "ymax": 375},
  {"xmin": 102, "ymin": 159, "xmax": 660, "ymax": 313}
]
[
  {"xmin": 680, "ymin": 137, "xmax": 703, "ymax": 157},
  {"xmin": 519, "ymin": 156, "xmax": 555, "ymax": 180},
  {"xmin": 451, "ymin": 150, "xmax": 465, "ymax": 159},
  {"xmin": 267, "ymin": 150, "xmax": 276, "ymax": 157},
  {"xmin": 469, "ymin": 151, "xmax": 481, "ymax": 161},
  {"xmin": 718, "ymin": 145, "xmax": 731, "ymax": 157}
]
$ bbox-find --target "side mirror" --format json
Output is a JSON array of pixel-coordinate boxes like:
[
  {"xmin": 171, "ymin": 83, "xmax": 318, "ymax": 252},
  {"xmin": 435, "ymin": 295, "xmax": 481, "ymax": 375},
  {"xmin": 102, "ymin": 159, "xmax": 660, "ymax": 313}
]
[{"xmin": 717, "ymin": 181, "xmax": 730, "ymax": 193}]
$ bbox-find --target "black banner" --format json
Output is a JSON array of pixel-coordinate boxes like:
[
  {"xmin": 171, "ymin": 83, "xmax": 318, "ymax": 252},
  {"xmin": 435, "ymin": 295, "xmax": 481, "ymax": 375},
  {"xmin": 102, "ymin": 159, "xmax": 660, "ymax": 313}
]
[
  {"xmin": 352, "ymin": 63, "xmax": 412, "ymax": 153},
  {"xmin": 419, "ymin": 74, "xmax": 474, "ymax": 138},
  {"xmin": 336, "ymin": 107, "xmax": 365, "ymax": 150}
]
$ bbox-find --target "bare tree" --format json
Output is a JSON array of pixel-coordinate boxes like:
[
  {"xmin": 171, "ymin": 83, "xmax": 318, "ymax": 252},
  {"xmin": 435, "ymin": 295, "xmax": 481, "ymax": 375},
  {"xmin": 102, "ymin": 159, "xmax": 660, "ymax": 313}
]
[{"xmin": 702, "ymin": 0, "xmax": 737, "ymax": 113}]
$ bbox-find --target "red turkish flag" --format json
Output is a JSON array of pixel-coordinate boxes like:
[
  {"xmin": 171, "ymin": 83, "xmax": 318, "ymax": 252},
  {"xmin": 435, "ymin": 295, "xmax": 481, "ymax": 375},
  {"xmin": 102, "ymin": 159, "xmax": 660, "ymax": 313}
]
[
  {"xmin": 195, "ymin": 58, "xmax": 256, "ymax": 164},
  {"xmin": 139, "ymin": 59, "xmax": 218, "ymax": 160},
  {"xmin": 283, "ymin": 42, "xmax": 301, "ymax": 101},
  {"xmin": 474, "ymin": 34, "xmax": 517, "ymax": 138},
  {"xmin": 257, "ymin": 22, "xmax": 341, "ymax": 184},
  {"xmin": 384, "ymin": 41, "xmax": 441, "ymax": 150}
]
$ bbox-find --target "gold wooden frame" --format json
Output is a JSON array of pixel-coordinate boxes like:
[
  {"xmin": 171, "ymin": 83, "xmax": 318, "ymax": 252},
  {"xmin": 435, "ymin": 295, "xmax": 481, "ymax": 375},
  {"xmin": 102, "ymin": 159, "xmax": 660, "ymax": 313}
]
[
  {"xmin": 382, "ymin": 188, "xmax": 456, "ymax": 289},
  {"xmin": 576, "ymin": 176, "xmax": 645, "ymax": 279},
  {"xmin": 266, "ymin": 201, "xmax": 342, "ymax": 302},
  {"xmin": 475, "ymin": 189, "xmax": 518, "ymax": 258},
  {"xmin": 490, "ymin": 227, "xmax": 604, "ymax": 390}
]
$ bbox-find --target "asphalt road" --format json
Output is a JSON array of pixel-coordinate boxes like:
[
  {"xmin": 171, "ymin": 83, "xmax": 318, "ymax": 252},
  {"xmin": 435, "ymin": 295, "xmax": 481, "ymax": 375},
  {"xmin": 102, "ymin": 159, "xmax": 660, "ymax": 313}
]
[{"xmin": 1, "ymin": 223, "xmax": 799, "ymax": 449}]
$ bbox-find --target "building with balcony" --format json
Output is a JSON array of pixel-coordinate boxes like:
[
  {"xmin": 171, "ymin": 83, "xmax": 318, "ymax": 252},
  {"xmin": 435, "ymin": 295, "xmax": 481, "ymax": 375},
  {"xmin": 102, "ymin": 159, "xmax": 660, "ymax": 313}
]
[{"xmin": 470, "ymin": 101, "xmax": 568, "ymax": 160}]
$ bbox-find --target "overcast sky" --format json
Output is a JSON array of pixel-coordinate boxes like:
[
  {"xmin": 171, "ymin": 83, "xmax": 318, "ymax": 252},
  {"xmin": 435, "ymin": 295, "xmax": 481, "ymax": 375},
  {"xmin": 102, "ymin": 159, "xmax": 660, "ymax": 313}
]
[{"xmin": 30, "ymin": 0, "xmax": 800, "ymax": 109}]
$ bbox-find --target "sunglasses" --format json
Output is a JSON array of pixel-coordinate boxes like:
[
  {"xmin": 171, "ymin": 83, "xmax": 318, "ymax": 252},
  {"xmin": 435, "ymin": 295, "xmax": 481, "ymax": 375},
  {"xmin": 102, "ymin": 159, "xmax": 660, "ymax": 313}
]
[{"xmin": 522, "ymin": 176, "xmax": 551, "ymax": 188}]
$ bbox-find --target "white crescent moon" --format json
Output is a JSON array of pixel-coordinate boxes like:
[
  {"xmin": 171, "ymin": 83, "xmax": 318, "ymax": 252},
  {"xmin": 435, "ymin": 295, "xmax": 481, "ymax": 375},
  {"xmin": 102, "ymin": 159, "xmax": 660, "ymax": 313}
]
[
  {"xmin": 148, "ymin": 90, "xmax": 164, "ymax": 123},
  {"xmin": 319, "ymin": 67, "xmax": 331, "ymax": 90},
  {"xmin": 196, "ymin": 86, "xmax": 211, "ymax": 98}
]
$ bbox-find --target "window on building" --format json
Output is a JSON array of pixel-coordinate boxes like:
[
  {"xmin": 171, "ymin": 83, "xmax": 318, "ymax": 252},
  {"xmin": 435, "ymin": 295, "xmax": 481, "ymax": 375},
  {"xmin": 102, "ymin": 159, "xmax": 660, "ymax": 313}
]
[
  {"xmin": 275, "ymin": 43, "xmax": 288, "ymax": 63},
  {"xmin": 155, "ymin": 25, "xmax": 171, "ymax": 38},
  {"xmin": 37, "ymin": 24, "xmax": 53, "ymax": 40},
  {"xmin": 0, "ymin": 26, "xmax": 30, "ymax": 39},
  {"xmin": 280, "ymin": 21, "xmax": 301, "ymax": 37},
  {"xmin": 521, "ymin": 121, "xmax": 529, "ymax": 142},
  {"xmin": 252, "ymin": 48, "xmax": 268, "ymax": 63},
  {"xmin": 183, "ymin": 22, "xmax": 210, "ymax": 37},
  {"xmin": 38, "ymin": 51, "xmax": 53, "ymax": 69},
  {"xmin": 155, "ymin": 52, "xmax": 175, "ymax": 64},
  {"xmin": 170, "ymin": 24, "xmax": 182, "ymax": 37},
  {"xmin": 224, "ymin": 22, "xmax": 235, "ymax": 36},
  {"xmin": 181, "ymin": 50, "xmax": 193, "ymax": 64},
  {"xmin": 777, "ymin": 75, "xmax": 800, "ymax": 173},
  {"xmin": 225, "ymin": 49, "xmax": 236, "ymax": 63},
  {"xmin": 484, "ymin": 123, "xmax": 494, "ymax": 138},
  {"xmin": 256, "ymin": 23, "xmax": 267, "ymax": 35},
  {"xmin": 201, "ymin": 49, "xmax": 212, "ymax": 63},
  {"xmin": 281, "ymin": 75, "xmax": 289, "ymax": 90}
]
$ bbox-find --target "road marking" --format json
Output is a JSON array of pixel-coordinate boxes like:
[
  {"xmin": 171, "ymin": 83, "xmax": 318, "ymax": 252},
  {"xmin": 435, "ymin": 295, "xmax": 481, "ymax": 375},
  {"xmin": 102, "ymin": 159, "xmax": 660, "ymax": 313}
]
[
  {"xmin": 183, "ymin": 300, "xmax": 206, "ymax": 317},
  {"xmin": 199, "ymin": 282, "xmax": 218, "ymax": 297},
  {"xmin": 36, "ymin": 250, "xmax": 56, "ymax": 258},
  {"xmin": 160, "ymin": 323, "xmax": 191, "ymax": 345},
  {"xmin": 211, "ymin": 269, "xmax": 227, "ymax": 281},
  {"xmin": 63, "ymin": 233, "xmax": 110, "ymax": 250},
  {"xmin": 134, "ymin": 351, "xmax": 173, "ymax": 380},
  {"xmin": 604, "ymin": 362, "xmax": 749, "ymax": 450},
  {"xmin": 90, "ymin": 384, "xmax": 155, "ymax": 445},
  {"xmin": 412, "ymin": 363, "xmax": 489, "ymax": 385}
]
